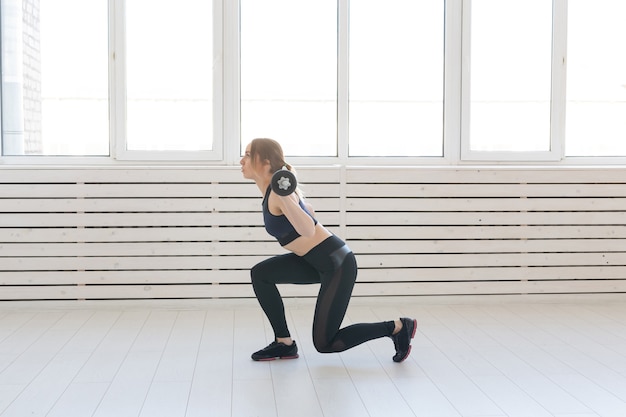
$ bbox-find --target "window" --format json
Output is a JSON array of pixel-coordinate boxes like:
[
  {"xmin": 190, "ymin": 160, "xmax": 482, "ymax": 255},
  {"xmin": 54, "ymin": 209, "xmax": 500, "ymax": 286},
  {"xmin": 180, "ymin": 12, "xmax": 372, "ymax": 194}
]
[
  {"xmin": 1, "ymin": 1, "xmax": 624, "ymax": 164},
  {"xmin": 565, "ymin": 0, "xmax": 626, "ymax": 157},
  {"xmin": 349, "ymin": 0, "xmax": 445, "ymax": 157},
  {"xmin": 1, "ymin": 0, "xmax": 220, "ymax": 160},
  {"xmin": 1, "ymin": 0, "xmax": 109, "ymax": 156},
  {"xmin": 462, "ymin": 0, "xmax": 556, "ymax": 160},
  {"xmin": 240, "ymin": 0, "xmax": 445, "ymax": 158},
  {"xmin": 122, "ymin": 0, "xmax": 218, "ymax": 159},
  {"xmin": 240, "ymin": 0, "xmax": 337, "ymax": 157}
]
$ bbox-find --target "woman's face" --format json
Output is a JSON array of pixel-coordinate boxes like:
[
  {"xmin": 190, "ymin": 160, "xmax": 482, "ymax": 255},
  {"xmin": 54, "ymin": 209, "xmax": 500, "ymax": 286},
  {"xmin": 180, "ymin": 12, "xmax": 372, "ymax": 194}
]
[
  {"xmin": 240, "ymin": 143, "xmax": 267, "ymax": 180},
  {"xmin": 240, "ymin": 143, "xmax": 254, "ymax": 179}
]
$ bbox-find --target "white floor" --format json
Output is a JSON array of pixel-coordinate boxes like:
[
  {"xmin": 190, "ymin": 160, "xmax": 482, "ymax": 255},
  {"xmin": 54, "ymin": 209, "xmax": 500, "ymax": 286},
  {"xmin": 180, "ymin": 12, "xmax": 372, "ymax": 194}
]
[{"xmin": 0, "ymin": 295, "xmax": 625, "ymax": 417}]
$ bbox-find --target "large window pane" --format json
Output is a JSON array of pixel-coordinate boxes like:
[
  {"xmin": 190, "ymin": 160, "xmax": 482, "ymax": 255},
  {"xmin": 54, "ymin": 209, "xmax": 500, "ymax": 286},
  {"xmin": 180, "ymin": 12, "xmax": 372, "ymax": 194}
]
[
  {"xmin": 565, "ymin": 0, "xmax": 626, "ymax": 157},
  {"xmin": 469, "ymin": 0, "xmax": 552, "ymax": 152},
  {"xmin": 1, "ymin": 0, "xmax": 109, "ymax": 156},
  {"xmin": 349, "ymin": 0, "xmax": 444, "ymax": 157},
  {"xmin": 126, "ymin": 0, "xmax": 213, "ymax": 152},
  {"xmin": 240, "ymin": 0, "xmax": 337, "ymax": 156}
]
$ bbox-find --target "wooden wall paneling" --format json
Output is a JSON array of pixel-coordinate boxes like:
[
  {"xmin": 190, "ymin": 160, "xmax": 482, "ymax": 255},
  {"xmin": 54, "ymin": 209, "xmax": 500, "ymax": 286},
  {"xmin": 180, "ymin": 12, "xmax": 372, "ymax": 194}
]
[{"xmin": 1, "ymin": 166, "xmax": 624, "ymax": 300}]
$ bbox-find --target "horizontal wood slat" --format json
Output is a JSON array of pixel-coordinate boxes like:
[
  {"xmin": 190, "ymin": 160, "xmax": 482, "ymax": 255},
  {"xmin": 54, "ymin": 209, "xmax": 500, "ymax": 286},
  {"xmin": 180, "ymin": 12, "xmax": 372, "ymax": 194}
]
[
  {"xmin": 346, "ymin": 197, "xmax": 626, "ymax": 212},
  {"xmin": 346, "ymin": 167, "xmax": 626, "ymax": 183},
  {"xmin": 0, "ymin": 225, "xmax": 343, "ymax": 243},
  {"xmin": 346, "ymin": 211, "xmax": 626, "ymax": 225},
  {"xmin": 0, "ymin": 212, "xmax": 341, "ymax": 228},
  {"xmin": 346, "ymin": 225, "xmax": 626, "ymax": 240},
  {"xmin": 1, "ymin": 165, "xmax": 625, "ymax": 300},
  {"xmin": 0, "ymin": 197, "xmax": 339, "ymax": 213},
  {"xmin": 0, "ymin": 182, "xmax": 340, "ymax": 198},
  {"xmin": 2, "ymin": 279, "xmax": 626, "ymax": 301},
  {"xmin": 2, "ymin": 225, "xmax": 623, "ymax": 243},
  {"xmin": 2, "ymin": 249, "xmax": 626, "ymax": 271},
  {"xmin": 347, "ymin": 183, "xmax": 626, "ymax": 198},
  {"xmin": 1, "ymin": 252, "xmax": 624, "ymax": 271},
  {"xmin": 3, "ymin": 266, "xmax": 625, "ymax": 286},
  {"xmin": 2, "ymin": 238, "xmax": 624, "ymax": 258}
]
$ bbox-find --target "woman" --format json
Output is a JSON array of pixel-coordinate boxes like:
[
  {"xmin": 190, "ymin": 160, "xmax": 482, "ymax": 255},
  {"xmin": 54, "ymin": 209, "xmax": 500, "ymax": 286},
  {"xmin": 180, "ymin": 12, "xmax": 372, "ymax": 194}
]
[{"xmin": 240, "ymin": 138, "xmax": 417, "ymax": 362}]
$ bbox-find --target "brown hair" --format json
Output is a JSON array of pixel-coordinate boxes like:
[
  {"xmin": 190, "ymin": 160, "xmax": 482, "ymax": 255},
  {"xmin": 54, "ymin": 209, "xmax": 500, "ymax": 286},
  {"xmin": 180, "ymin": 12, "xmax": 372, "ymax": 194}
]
[
  {"xmin": 249, "ymin": 138, "xmax": 293, "ymax": 173},
  {"xmin": 249, "ymin": 138, "xmax": 301, "ymax": 196}
]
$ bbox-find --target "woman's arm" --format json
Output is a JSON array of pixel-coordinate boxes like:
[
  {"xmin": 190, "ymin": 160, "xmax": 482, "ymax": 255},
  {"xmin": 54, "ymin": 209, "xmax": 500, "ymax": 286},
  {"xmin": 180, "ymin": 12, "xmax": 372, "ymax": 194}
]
[
  {"xmin": 303, "ymin": 201, "xmax": 316, "ymax": 218},
  {"xmin": 273, "ymin": 193, "xmax": 316, "ymax": 238}
]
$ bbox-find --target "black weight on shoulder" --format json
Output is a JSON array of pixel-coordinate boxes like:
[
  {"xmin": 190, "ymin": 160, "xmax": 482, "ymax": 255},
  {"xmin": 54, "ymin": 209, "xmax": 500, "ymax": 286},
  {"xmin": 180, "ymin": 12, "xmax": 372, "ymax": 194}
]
[{"xmin": 271, "ymin": 169, "xmax": 297, "ymax": 196}]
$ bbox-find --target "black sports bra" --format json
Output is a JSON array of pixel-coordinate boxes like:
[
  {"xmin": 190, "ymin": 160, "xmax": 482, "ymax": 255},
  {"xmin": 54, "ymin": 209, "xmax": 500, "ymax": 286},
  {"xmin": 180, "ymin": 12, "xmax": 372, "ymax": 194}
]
[{"xmin": 262, "ymin": 186, "xmax": 318, "ymax": 246}]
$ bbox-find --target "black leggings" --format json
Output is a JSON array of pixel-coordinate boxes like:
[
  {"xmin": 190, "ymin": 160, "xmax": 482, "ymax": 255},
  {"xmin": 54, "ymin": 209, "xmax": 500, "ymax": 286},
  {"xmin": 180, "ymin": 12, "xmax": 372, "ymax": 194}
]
[{"xmin": 250, "ymin": 235, "xmax": 394, "ymax": 353}]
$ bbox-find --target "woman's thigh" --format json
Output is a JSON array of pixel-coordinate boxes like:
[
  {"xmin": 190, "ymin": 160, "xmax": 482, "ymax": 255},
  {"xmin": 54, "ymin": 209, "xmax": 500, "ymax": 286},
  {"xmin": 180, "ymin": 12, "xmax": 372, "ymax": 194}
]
[{"xmin": 252, "ymin": 253, "xmax": 321, "ymax": 285}]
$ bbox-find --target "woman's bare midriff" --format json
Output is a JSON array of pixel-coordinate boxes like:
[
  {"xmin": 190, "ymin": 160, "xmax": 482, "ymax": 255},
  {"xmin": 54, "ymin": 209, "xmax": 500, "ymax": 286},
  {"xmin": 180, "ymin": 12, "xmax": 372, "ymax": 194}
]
[{"xmin": 282, "ymin": 223, "xmax": 333, "ymax": 257}]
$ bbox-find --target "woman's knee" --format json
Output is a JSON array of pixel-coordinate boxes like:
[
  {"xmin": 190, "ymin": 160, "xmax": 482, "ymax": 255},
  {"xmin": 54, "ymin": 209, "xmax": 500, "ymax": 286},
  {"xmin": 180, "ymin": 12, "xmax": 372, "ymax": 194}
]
[
  {"xmin": 313, "ymin": 331, "xmax": 339, "ymax": 353},
  {"xmin": 313, "ymin": 338, "xmax": 333, "ymax": 354},
  {"xmin": 250, "ymin": 267, "xmax": 271, "ymax": 297},
  {"xmin": 251, "ymin": 257, "xmax": 273, "ymax": 279},
  {"xmin": 250, "ymin": 262, "xmax": 261, "ymax": 279}
]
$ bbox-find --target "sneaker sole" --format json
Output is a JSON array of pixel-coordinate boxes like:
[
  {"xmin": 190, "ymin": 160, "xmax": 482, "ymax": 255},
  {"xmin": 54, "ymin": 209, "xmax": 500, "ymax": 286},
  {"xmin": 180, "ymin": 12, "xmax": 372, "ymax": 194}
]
[
  {"xmin": 397, "ymin": 345, "xmax": 412, "ymax": 363},
  {"xmin": 253, "ymin": 354, "xmax": 299, "ymax": 362}
]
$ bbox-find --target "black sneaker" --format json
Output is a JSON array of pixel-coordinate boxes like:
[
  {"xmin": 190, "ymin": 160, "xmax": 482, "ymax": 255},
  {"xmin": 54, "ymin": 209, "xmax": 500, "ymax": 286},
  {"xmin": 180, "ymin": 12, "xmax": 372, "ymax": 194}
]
[
  {"xmin": 391, "ymin": 317, "xmax": 417, "ymax": 363},
  {"xmin": 251, "ymin": 341, "xmax": 299, "ymax": 361}
]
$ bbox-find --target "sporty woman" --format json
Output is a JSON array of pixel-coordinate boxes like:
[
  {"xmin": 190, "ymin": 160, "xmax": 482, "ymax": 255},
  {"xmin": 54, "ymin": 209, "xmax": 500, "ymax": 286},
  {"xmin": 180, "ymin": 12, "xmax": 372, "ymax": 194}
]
[{"xmin": 240, "ymin": 138, "xmax": 417, "ymax": 362}]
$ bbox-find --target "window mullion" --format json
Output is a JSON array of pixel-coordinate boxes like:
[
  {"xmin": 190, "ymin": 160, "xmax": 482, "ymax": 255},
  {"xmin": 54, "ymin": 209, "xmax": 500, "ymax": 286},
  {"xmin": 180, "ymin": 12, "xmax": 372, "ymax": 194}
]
[
  {"xmin": 110, "ymin": 0, "xmax": 126, "ymax": 160},
  {"xmin": 223, "ymin": 0, "xmax": 240, "ymax": 164},
  {"xmin": 337, "ymin": 0, "xmax": 349, "ymax": 161},
  {"xmin": 551, "ymin": 0, "xmax": 567, "ymax": 160},
  {"xmin": 445, "ymin": 0, "xmax": 463, "ymax": 163},
  {"xmin": 460, "ymin": 0, "xmax": 471, "ymax": 161}
]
